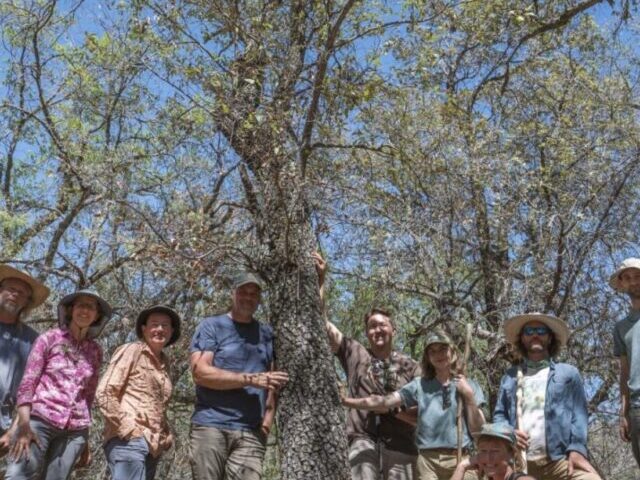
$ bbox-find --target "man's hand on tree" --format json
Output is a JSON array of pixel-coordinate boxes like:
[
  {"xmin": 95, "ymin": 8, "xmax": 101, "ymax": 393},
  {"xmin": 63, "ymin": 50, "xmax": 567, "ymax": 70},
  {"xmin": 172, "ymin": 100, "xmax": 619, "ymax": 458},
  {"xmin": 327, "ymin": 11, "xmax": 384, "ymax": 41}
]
[
  {"xmin": 312, "ymin": 252, "xmax": 327, "ymax": 287},
  {"xmin": 246, "ymin": 371, "xmax": 289, "ymax": 391}
]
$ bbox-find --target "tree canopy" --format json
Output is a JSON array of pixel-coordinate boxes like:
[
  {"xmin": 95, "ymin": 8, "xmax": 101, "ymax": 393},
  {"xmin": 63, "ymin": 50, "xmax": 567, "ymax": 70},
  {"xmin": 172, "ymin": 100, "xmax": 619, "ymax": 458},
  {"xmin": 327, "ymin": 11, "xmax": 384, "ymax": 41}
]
[{"xmin": 2, "ymin": 0, "xmax": 640, "ymax": 478}]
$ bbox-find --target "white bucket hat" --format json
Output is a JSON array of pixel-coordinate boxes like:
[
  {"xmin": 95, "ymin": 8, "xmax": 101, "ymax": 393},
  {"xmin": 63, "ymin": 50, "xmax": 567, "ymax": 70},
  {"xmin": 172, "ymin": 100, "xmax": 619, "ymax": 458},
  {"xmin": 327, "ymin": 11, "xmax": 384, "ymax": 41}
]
[
  {"xmin": 609, "ymin": 258, "xmax": 640, "ymax": 292},
  {"xmin": 504, "ymin": 312, "xmax": 569, "ymax": 347}
]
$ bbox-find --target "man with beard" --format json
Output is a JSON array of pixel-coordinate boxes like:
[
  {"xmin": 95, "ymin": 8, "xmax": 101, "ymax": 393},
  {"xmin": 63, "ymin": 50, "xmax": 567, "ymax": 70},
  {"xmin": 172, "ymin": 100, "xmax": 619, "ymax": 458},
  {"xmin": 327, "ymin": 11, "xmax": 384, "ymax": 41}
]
[
  {"xmin": 494, "ymin": 313, "xmax": 600, "ymax": 480},
  {"xmin": 0, "ymin": 266, "xmax": 49, "ymax": 462},
  {"xmin": 313, "ymin": 253, "xmax": 419, "ymax": 480},
  {"xmin": 611, "ymin": 258, "xmax": 640, "ymax": 469},
  {"xmin": 189, "ymin": 272, "xmax": 289, "ymax": 480}
]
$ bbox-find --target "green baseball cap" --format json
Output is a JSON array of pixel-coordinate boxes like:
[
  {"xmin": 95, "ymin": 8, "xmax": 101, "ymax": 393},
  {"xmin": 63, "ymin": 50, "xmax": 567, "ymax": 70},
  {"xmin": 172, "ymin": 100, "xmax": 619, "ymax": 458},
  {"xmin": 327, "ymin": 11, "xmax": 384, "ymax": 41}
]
[
  {"xmin": 233, "ymin": 271, "xmax": 264, "ymax": 290},
  {"xmin": 472, "ymin": 423, "xmax": 517, "ymax": 447},
  {"xmin": 424, "ymin": 329, "xmax": 453, "ymax": 349}
]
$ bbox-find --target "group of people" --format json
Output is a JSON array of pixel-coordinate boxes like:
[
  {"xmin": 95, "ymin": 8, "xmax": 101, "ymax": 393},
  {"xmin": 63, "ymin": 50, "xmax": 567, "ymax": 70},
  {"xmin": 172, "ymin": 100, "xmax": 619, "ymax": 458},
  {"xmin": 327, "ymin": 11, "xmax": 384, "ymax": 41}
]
[{"xmin": 0, "ymin": 254, "xmax": 639, "ymax": 480}]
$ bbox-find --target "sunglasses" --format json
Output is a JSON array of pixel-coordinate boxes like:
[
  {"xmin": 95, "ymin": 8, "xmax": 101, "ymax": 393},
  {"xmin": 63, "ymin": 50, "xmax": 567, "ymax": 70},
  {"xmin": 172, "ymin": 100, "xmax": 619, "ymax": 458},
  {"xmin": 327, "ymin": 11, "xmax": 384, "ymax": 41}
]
[
  {"xmin": 442, "ymin": 383, "xmax": 451, "ymax": 409},
  {"xmin": 522, "ymin": 326, "xmax": 550, "ymax": 336}
]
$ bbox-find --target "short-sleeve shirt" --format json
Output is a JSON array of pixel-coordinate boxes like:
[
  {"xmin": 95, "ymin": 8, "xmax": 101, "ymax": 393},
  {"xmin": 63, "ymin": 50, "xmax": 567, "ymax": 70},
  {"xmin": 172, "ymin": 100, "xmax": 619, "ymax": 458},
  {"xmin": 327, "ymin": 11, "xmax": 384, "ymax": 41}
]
[
  {"xmin": 190, "ymin": 314, "xmax": 274, "ymax": 431},
  {"xmin": 613, "ymin": 310, "xmax": 640, "ymax": 407},
  {"xmin": 398, "ymin": 376, "xmax": 485, "ymax": 450},
  {"xmin": 0, "ymin": 322, "xmax": 38, "ymax": 431},
  {"xmin": 337, "ymin": 337, "xmax": 419, "ymax": 455}
]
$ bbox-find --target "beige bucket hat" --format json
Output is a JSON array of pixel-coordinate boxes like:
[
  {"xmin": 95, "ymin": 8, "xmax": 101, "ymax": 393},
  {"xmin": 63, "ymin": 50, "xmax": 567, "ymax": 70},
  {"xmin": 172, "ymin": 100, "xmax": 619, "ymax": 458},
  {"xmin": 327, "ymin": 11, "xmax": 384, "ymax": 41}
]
[
  {"xmin": 504, "ymin": 312, "xmax": 569, "ymax": 347},
  {"xmin": 609, "ymin": 258, "xmax": 640, "ymax": 292},
  {"xmin": 0, "ymin": 265, "xmax": 50, "ymax": 312}
]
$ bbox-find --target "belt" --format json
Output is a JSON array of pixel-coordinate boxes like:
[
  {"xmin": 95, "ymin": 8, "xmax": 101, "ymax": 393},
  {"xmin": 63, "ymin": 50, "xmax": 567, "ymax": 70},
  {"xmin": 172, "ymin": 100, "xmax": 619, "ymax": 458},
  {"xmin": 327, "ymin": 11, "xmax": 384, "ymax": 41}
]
[{"xmin": 420, "ymin": 447, "xmax": 469, "ymax": 455}]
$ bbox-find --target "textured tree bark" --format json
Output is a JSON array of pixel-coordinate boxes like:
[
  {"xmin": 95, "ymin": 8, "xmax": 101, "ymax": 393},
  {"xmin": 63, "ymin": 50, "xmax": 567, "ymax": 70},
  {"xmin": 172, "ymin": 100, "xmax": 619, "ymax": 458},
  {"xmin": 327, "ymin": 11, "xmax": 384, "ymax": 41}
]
[{"xmin": 253, "ymin": 158, "xmax": 351, "ymax": 480}]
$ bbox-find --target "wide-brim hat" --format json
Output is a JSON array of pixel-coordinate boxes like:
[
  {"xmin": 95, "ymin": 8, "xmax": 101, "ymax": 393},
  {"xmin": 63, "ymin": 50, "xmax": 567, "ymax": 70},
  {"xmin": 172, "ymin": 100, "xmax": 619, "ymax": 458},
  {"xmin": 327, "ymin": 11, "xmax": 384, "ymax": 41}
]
[
  {"xmin": 504, "ymin": 312, "xmax": 569, "ymax": 347},
  {"xmin": 57, "ymin": 290, "xmax": 113, "ymax": 340},
  {"xmin": 136, "ymin": 305, "xmax": 181, "ymax": 347},
  {"xmin": 472, "ymin": 423, "xmax": 517, "ymax": 448},
  {"xmin": 0, "ymin": 265, "xmax": 50, "ymax": 312},
  {"xmin": 609, "ymin": 258, "xmax": 640, "ymax": 292}
]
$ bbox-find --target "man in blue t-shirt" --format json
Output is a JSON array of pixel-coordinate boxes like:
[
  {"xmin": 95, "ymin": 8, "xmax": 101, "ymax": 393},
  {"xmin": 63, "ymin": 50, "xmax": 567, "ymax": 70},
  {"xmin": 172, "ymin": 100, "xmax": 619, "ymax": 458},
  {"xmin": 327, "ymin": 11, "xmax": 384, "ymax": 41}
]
[
  {"xmin": 189, "ymin": 272, "xmax": 289, "ymax": 480},
  {"xmin": 611, "ymin": 258, "xmax": 640, "ymax": 470},
  {"xmin": 0, "ymin": 265, "xmax": 49, "ymax": 461}
]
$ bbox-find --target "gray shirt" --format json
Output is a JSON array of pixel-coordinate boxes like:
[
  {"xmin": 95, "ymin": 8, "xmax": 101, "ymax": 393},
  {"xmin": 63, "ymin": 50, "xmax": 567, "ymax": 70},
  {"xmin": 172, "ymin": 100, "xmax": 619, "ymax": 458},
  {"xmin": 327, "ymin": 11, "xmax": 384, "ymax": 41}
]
[
  {"xmin": 613, "ymin": 309, "xmax": 640, "ymax": 407},
  {"xmin": 399, "ymin": 376, "xmax": 485, "ymax": 450},
  {"xmin": 0, "ymin": 322, "xmax": 39, "ymax": 430}
]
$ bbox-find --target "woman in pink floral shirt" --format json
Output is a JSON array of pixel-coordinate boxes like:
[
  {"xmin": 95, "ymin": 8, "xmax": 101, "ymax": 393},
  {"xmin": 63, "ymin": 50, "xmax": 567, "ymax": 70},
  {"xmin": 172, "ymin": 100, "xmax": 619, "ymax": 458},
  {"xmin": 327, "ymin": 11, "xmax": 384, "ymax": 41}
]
[{"xmin": 6, "ymin": 290, "xmax": 112, "ymax": 480}]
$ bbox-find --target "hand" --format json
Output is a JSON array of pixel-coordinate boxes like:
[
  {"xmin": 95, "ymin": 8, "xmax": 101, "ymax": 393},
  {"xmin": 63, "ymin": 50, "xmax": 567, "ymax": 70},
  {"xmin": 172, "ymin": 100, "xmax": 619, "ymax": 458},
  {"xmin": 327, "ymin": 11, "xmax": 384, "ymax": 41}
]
[
  {"xmin": 9, "ymin": 422, "xmax": 41, "ymax": 462},
  {"xmin": 311, "ymin": 252, "xmax": 327, "ymax": 286},
  {"xmin": 163, "ymin": 432, "xmax": 174, "ymax": 450},
  {"xmin": 260, "ymin": 424, "xmax": 270, "ymax": 438},
  {"xmin": 246, "ymin": 371, "xmax": 289, "ymax": 391},
  {"xmin": 620, "ymin": 414, "xmax": 632, "ymax": 442},
  {"xmin": 0, "ymin": 430, "xmax": 11, "ymax": 458},
  {"xmin": 514, "ymin": 429, "xmax": 529, "ymax": 451},
  {"xmin": 75, "ymin": 443, "xmax": 91, "ymax": 469},
  {"xmin": 453, "ymin": 375, "xmax": 475, "ymax": 402},
  {"xmin": 567, "ymin": 451, "xmax": 597, "ymax": 475}
]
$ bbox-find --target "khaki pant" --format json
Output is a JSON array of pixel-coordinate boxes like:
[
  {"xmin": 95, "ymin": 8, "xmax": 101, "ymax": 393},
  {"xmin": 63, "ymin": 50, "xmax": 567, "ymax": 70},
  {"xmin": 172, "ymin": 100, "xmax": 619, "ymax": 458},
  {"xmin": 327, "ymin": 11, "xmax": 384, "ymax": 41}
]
[
  {"xmin": 189, "ymin": 424, "xmax": 266, "ymax": 480},
  {"xmin": 527, "ymin": 457, "xmax": 601, "ymax": 480},
  {"xmin": 417, "ymin": 449, "xmax": 477, "ymax": 480},
  {"xmin": 348, "ymin": 437, "xmax": 416, "ymax": 480}
]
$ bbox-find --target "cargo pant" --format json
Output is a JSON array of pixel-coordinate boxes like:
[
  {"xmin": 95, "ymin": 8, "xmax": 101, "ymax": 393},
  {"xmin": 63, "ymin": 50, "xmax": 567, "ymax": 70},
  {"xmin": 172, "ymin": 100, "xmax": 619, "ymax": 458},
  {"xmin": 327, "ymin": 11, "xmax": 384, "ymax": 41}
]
[
  {"xmin": 189, "ymin": 424, "xmax": 266, "ymax": 480},
  {"xmin": 348, "ymin": 437, "xmax": 416, "ymax": 480}
]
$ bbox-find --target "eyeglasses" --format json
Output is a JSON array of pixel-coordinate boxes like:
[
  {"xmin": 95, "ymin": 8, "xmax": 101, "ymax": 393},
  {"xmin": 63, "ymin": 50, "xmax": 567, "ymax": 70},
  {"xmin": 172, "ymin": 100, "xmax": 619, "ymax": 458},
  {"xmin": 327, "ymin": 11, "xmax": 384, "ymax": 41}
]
[
  {"xmin": 442, "ymin": 383, "xmax": 451, "ymax": 409},
  {"xmin": 522, "ymin": 326, "xmax": 550, "ymax": 336}
]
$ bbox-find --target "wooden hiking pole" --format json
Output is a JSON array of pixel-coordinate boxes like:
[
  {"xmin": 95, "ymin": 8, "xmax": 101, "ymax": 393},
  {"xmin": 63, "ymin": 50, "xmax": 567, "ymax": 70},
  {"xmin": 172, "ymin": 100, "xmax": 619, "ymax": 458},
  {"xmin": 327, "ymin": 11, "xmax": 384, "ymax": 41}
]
[
  {"xmin": 456, "ymin": 323, "xmax": 473, "ymax": 464},
  {"xmin": 516, "ymin": 365, "xmax": 528, "ymax": 473}
]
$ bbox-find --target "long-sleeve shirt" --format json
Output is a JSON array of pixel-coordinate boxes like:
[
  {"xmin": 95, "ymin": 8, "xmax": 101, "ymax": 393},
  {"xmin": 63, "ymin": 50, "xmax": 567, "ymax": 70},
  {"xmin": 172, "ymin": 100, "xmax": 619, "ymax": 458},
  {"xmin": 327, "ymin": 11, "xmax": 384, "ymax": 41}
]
[
  {"xmin": 493, "ymin": 360, "xmax": 589, "ymax": 460},
  {"xmin": 16, "ymin": 327, "xmax": 102, "ymax": 430},
  {"xmin": 96, "ymin": 342, "xmax": 173, "ymax": 457}
]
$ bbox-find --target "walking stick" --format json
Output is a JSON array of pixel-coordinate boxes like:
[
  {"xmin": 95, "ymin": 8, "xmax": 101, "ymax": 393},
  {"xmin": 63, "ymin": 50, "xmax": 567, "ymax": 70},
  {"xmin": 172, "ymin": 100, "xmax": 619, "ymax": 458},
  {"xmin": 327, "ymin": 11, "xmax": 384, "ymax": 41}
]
[
  {"xmin": 456, "ymin": 323, "xmax": 473, "ymax": 464},
  {"xmin": 516, "ymin": 365, "xmax": 528, "ymax": 473}
]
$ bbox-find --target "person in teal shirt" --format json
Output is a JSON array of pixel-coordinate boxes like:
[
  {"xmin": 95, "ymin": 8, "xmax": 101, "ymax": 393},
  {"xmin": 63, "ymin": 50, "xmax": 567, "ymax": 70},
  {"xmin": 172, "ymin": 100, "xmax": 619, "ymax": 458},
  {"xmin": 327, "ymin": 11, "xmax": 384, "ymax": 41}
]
[{"xmin": 343, "ymin": 329, "xmax": 485, "ymax": 480}]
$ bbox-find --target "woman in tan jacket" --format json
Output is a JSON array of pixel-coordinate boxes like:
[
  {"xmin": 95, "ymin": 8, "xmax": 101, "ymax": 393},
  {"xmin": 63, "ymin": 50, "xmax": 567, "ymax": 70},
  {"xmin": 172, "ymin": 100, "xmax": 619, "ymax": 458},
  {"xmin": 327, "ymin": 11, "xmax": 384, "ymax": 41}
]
[{"xmin": 96, "ymin": 305, "xmax": 181, "ymax": 480}]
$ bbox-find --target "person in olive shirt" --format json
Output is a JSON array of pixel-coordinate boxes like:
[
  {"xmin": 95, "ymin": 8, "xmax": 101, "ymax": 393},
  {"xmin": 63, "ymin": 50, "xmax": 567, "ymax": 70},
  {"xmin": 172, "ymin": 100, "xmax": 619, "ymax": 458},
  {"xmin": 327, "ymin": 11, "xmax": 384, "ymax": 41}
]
[{"xmin": 314, "ymin": 253, "xmax": 419, "ymax": 480}]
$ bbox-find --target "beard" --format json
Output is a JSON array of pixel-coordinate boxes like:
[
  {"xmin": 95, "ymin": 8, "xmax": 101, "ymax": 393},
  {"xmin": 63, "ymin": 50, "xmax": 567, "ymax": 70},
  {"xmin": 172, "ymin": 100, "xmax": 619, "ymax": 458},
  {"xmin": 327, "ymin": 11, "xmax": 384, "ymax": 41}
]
[
  {"xmin": 0, "ymin": 298, "xmax": 23, "ymax": 318},
  {"xmin": 628, "ymin": 287, "xmax": 640, "ymax": 301}
]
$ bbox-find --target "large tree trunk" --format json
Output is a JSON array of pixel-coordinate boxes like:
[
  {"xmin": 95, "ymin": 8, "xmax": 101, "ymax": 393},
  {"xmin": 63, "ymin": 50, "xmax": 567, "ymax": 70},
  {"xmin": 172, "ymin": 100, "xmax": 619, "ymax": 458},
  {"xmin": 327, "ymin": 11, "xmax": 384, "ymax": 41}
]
[{"xmin": 254, "ymin": 157, "xmax": 351, "ymax": 480}]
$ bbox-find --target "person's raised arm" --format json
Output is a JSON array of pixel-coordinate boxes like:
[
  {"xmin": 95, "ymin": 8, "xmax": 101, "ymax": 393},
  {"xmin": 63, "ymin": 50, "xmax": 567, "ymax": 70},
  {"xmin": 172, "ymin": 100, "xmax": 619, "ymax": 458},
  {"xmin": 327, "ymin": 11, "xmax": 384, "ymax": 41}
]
[
  {"xmin": 312, "ymin": 252, "xmax": 343, "ymax": 353},
  {"xmin": 190, "ymin": 351, "xmax": 288, "ymax": 391}
]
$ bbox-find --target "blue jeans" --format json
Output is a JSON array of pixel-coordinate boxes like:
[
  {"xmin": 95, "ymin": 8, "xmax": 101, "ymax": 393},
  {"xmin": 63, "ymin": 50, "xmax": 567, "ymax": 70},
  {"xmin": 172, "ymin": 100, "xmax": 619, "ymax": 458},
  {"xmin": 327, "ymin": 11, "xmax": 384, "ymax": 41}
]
[
  {"xmin": 4, "ymin": 416, "xmax": 87, "ymax": 480},
  {"xmin": 105, "ymin": 437, "xmax": 159, "ymax": 480}
]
